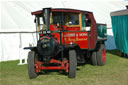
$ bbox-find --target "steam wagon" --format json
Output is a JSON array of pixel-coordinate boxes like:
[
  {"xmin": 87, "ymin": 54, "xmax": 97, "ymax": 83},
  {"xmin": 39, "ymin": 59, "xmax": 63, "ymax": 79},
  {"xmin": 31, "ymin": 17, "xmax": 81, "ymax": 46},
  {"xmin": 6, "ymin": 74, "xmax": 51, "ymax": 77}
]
[{"xmin": 26, "ymin": 8, "xmax": 107, "ymax": 79}]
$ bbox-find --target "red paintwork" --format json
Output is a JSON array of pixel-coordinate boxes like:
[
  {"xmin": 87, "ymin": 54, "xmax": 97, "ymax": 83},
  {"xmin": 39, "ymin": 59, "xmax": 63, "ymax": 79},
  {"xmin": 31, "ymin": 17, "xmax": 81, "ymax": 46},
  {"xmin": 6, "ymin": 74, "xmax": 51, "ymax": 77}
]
[
  {"xmin": 49, "ymin": 24, "xmax": 89, "ymax": 49},
  {"xmin": 102, "ymin": 48, "xmax": 106, "ymax": 64},
  {"xmin": 66, "ymin": 27, "xmax": 80, "ymax": 31},
  {"xmin": 88, "ymin": 13, "xmax": 97, "ymax": 49},
  {"xmin": 63, "ymin": 32, "xmax": 88, "ymax": 48},
  {"xmin": 34, "ymin": 58, "xmax": 69, "ymax": 73}
]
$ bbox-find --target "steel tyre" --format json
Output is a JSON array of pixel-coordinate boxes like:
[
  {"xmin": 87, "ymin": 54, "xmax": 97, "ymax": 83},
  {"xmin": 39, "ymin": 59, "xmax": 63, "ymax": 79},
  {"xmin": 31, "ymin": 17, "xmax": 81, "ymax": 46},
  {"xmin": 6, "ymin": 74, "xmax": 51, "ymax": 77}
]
[
  {"xmin": 68, "ymin": 50, "xmax": 77, "ymax": 78},
  {"xmin": 28, "ymin": 51, "xmax": 38, "ymax": 79}
]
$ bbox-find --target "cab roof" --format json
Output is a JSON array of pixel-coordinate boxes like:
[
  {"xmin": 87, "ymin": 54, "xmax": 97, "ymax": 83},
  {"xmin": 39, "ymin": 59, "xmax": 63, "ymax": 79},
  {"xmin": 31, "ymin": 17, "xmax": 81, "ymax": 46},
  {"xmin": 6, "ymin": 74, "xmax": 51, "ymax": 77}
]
[{"xmin": 31, "ymin": 8, "xmax": 93, "ymax": 15}]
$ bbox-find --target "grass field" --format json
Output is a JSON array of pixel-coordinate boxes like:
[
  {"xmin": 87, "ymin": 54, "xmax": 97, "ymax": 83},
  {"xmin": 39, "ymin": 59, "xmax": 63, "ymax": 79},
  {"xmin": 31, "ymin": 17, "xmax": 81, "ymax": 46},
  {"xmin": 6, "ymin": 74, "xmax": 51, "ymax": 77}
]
[{"xmin": 0, "ymin": 50, "xmax": 128, "ymax": 85}]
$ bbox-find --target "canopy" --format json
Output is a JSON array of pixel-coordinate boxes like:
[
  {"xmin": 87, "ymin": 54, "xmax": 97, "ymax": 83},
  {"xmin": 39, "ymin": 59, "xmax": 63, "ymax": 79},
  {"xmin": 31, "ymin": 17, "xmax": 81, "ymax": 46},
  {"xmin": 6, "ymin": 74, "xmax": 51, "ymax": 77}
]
[{"xmin": 111, "ymin": 9, "xmax": 128, "ymax": 54}]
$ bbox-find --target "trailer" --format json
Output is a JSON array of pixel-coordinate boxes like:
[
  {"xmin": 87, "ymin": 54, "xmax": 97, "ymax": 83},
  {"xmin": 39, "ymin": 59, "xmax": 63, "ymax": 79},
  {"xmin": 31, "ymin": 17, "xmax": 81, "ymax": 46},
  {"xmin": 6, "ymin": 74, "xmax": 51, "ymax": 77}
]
[{"xmin": 25, "ymin": 8, "xmax": 107, "ymax": 79}]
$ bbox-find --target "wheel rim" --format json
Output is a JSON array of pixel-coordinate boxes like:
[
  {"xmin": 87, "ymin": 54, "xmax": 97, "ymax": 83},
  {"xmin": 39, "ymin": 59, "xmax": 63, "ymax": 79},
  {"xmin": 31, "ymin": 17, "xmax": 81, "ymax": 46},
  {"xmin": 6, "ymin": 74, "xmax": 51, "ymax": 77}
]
[{"xmin": 102, "ymin": 48, "xmax": 106, "ymax": 64}]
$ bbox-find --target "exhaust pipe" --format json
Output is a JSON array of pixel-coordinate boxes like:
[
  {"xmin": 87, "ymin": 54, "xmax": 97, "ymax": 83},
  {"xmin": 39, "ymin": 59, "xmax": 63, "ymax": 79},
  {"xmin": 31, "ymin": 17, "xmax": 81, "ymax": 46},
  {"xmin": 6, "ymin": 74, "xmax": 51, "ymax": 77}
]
[{"xmin": 42, "ymin": 8, "xmax": 51, "ymax": 31}]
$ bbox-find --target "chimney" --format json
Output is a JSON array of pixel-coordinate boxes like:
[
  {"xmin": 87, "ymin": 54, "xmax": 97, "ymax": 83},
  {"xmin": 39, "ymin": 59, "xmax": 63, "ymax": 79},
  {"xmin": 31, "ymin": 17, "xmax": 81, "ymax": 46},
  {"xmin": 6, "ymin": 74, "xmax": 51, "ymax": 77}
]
[{"xmin": 42, "ymin": 8, "xmax": 51, "ymax": 31}]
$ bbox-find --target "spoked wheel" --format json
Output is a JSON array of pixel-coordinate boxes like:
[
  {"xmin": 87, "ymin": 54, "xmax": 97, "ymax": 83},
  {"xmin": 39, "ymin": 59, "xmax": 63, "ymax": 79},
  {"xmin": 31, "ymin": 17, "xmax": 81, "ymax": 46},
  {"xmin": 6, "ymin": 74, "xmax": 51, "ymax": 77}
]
[
  {"xmin": 97, "ymin": 44, "xmax": 106, "ymax": 66},
  {"xmin": 28, "ymin": 51, "xmax": 38, "ymax": 79},
  {"xmin": 68, "ymin": 50, "xmax": 77, "ymax": 78}
]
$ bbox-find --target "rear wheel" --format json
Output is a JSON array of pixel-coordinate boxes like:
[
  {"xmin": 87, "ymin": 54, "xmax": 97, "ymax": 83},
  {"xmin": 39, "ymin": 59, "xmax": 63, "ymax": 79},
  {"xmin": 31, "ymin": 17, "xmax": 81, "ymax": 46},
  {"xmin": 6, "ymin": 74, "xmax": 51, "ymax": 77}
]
[
  {"xmin": 97, "ymin": 44, "xmax": 106, "ymax": 66},
  {"xmin": 68, "ymin": 50, "xmax": 77, "ymax": 78},
  {"xmin": 28, "ymin": 51, "xmax": 38, "ymax": 79}
]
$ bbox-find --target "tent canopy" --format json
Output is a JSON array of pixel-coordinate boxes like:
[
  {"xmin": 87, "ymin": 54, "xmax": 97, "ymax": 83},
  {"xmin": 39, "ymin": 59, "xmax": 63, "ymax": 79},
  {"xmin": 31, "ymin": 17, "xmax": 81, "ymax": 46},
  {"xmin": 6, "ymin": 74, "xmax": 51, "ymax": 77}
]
[
  {"xmin": 1, "ymin": 0, "xmax": 128, "ymax": 31},
  {"xmin": 111, "ymin": 9, "xmax": 128, "ymax": 54},
  {"xmin": 0, "ymin": 0, "xmax": 128, "ymax": 62}
]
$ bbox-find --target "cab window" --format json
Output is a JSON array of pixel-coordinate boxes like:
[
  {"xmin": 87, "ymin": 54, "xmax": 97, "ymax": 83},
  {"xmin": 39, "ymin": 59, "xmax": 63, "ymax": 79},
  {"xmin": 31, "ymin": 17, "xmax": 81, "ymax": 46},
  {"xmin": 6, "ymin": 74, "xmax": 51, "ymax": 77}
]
[
  {"xmin": 51, "ymin": 12, "xmax": 80, "ymax": 28},
  {"xmin": 52, "ymin": 12, "xmax": 63, "ymax": 25},
  {"xmin": 85, "ymin": 14, "xmax": 91, "ymax": 27},
  {"xmin": 68, "ymin": 14, "xmax": 79, "ymax": 25}
]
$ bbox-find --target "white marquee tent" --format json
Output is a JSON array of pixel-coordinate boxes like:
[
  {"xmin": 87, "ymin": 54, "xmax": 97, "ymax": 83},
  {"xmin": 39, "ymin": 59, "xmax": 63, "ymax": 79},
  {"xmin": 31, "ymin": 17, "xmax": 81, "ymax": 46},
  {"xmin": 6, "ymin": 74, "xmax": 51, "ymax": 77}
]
[{"xmin": 0, "ymin": 0, "xmax": 128, "ymax": 63}]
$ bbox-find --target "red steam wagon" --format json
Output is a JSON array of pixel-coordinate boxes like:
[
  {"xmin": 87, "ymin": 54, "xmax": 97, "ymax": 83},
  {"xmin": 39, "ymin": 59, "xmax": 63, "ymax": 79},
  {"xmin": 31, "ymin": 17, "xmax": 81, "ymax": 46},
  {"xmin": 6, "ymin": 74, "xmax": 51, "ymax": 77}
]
[{"xmin": 25, "ymin": 8, "xmax": 107, "ymax": 79}]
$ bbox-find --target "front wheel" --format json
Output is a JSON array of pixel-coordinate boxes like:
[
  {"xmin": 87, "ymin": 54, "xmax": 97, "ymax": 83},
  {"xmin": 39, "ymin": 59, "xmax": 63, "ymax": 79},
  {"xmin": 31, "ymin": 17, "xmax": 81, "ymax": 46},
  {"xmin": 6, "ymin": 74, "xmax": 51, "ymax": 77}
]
[
  {"xmin": 68, "ymin": 50, "xmax": 77, "ymax": 78},
  {"xmin": 28, "ymin": 51, "xmax": 38, "ymax": 79}
]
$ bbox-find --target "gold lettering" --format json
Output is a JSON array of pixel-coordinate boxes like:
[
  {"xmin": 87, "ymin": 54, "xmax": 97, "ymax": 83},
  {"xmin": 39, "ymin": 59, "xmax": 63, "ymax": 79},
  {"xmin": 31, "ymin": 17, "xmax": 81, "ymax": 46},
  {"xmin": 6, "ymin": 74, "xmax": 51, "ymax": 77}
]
[
  {"xmin": 76, "ymin": 38, "xmax": 87, "ymax": 41},
  {"xmin": 68, "ymin": 38, "xmax": 75, "ymax": 42},
  {"xmin": 65, "ymin": 38, "xmax": 87, "ymax": 42}
]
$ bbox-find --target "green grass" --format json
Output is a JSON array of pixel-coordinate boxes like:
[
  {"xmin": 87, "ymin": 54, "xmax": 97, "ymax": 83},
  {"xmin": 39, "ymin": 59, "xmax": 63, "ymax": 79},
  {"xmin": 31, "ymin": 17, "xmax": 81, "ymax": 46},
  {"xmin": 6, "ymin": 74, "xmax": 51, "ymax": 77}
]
[{"xmin": 0, "ymin": 50, "xmax": 128, "ymax": 85}]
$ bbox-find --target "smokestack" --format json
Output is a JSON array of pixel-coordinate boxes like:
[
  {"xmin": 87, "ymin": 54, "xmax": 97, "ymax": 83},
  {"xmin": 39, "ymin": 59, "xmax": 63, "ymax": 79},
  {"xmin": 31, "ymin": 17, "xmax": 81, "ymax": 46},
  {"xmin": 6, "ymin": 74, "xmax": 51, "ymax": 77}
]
[
  {"xmin": 42, "ymin": 8, "xmax": 51, "ymax": 31},
  {"xmin": 126, "ymin": 5, "xmax": 128, "ymax": 9}
]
